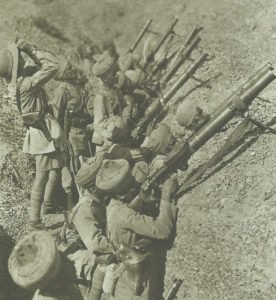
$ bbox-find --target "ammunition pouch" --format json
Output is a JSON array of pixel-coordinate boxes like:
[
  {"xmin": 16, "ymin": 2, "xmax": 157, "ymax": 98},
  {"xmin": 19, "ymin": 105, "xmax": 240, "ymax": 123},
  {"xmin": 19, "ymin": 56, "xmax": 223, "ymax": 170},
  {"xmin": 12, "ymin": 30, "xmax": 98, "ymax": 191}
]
[{"xmin": 21, "ymin": 105, "xmax": 54, "ymax": 142}]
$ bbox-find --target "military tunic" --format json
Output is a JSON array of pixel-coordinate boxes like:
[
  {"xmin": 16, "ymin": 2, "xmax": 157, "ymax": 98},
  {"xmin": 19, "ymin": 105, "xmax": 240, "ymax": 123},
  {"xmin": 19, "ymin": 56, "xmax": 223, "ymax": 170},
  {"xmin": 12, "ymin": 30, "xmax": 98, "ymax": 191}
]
[
  {"xmin": 52, "ymin": 82, "xmax": 93, "ymax": 157},
  {"xmin": 106, "ymin": 199, "xmax": 178, "ymax": 300},
  {"xmin": 18, "ymin": 49, "xmax": 64, "ymax": 157},
  {"xmin": 92, "ymin": 84, "xmax": 121, "ymax": 145},
  {"xmin": 72, "ymin": 191, "xmax": 111, "ymax": 254}
]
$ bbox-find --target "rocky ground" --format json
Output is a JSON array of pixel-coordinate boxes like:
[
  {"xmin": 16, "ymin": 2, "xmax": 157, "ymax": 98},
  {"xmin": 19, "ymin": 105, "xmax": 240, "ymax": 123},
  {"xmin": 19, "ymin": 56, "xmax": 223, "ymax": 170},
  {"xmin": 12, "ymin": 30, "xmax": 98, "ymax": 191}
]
[{"xmin": 0, "ymin": 0, "xmax": 276, "ymax": 299}]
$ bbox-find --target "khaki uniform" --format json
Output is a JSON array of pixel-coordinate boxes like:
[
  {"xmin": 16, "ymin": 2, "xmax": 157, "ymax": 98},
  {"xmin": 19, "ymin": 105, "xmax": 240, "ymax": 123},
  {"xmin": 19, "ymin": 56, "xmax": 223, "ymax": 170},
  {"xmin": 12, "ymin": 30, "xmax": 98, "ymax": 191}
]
[
  {"xmin": 18, "ymin": 49, "xmax": 65, "ymax": 163},
  {"xmin": 106, "ymin": 199, "xmax": 177, "ymax": 300},
  {"xmin": 53, "ymin": 82, "xmax": 93, "ymax": 157},
  {"xmin": 16, "ymin": 49, "xmax": 67, "ymax": 226},
  {"xmin": 72, "ymin": 191, "xmax": 111, "ymax": 254},
  {"xmin": 69, "ymin": 191, "xmax": 113, "ymax": 300},
  {"xmin": 92, "ymin": 83, "xmax": 134, "ymax": 146}
]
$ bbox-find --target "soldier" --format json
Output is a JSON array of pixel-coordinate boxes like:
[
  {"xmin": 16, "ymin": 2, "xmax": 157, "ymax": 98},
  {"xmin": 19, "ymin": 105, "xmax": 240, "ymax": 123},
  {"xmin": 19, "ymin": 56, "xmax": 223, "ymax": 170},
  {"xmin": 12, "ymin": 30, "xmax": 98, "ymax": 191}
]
[
  {"xmin": 52, "ymin": 56, "xmax": 93, "ymax": 172},
  {"xmin": 0, "ymin": 39, "xmax": 67, "ymax": 230},
  {"xmin": 63, "ymin": 154, "xmax": 114, "ymax": 300},
  {"xmin": 95, "ymin": 159, "xmax": 178, "ymax": 300},
  {"xmin": 91, "ymin": 53, "xmax": 131, "ymax": 150}
]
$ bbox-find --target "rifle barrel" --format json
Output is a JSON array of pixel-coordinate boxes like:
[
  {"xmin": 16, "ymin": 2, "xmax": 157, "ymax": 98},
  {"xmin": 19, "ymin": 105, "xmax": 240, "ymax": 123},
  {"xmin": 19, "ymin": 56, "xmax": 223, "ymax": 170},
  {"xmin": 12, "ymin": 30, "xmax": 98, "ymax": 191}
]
[
  {"xmin": 161, "ymin": 52, "xmax": 208, "ymax": 104},
  {"xmin": 129, "ymin": 19, "xmax": 153, "ymax": 53},
  {"xmin": 161, "ymin": 36, "xmax": 201, "ymax": 85},
  {"xmin": 146, "ymin": 17, "xmax": 179, "ymax": 64},
  {"xmin": 169, "ymin": 26, "xmax": 202, "ymax": 68}
]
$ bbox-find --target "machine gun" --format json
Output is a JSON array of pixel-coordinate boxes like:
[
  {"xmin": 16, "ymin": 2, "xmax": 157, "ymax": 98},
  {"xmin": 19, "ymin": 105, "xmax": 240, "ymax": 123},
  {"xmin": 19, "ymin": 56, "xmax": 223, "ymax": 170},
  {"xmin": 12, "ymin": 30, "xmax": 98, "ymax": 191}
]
[
  {"xmin": 142, "ymin": 63, "xmax": 276, "ymax": 193},
  {"xmin": 132, "ymin": 53, "xmax": 208, "ymax": 143}
]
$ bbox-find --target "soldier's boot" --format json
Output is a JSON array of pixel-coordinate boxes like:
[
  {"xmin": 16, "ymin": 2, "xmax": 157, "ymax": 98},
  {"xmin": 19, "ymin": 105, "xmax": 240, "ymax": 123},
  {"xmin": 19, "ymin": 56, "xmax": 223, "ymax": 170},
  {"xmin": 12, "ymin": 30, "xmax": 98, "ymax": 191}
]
[
  {"xmin": 43, "ymin": 170, "xmax": 60, "ymax": 214},
  {"xmin": 29, "ymin": 189, "xmax": 47, "ymax": 231},
  {"xmin": 65, "ymin": 192, "xmax": 74, "ymax": 211},
  {"xmin": 62, "ymin": 166, "xmax": 74, "ymax": 212}
]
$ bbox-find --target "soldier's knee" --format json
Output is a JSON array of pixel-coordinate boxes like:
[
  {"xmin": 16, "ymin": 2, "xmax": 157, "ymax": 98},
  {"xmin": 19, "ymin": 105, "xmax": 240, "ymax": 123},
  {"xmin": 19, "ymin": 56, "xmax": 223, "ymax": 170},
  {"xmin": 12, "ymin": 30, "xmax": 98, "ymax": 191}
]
[{"xmin": 61, "ymin": 166, "xmax": 73, "ymax": 192}]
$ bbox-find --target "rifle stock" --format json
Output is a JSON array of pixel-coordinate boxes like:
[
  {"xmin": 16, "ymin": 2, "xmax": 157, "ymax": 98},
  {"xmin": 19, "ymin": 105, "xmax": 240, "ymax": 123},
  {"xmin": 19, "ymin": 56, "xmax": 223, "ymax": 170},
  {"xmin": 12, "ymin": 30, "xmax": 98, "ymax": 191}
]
[{"xmin": 143, "ymin": 63, "xmax": 276, "ymax": 193}]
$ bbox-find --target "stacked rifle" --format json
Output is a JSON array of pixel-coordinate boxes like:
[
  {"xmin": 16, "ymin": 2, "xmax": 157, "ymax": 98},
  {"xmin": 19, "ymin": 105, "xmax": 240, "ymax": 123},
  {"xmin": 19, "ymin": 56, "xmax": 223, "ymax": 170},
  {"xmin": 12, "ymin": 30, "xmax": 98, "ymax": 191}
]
[
  {"xmin": 124, "ymin": 18, "xmax": 208, "ymax": 144},
  {"xmin": 126, "ymin": 18, "xmax": 276, "ymax": 204}
]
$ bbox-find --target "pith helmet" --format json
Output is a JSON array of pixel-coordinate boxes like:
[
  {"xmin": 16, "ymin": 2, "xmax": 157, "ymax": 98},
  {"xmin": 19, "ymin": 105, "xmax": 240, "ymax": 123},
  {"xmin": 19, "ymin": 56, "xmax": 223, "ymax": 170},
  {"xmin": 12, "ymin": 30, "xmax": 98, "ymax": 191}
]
[
  {"xmin": 8, "ymin": 231, "xmax": 61, "ymax": 290},
  {"xmin": 0, "ymin": 41, "xmax": 19, "ymax": 83}
]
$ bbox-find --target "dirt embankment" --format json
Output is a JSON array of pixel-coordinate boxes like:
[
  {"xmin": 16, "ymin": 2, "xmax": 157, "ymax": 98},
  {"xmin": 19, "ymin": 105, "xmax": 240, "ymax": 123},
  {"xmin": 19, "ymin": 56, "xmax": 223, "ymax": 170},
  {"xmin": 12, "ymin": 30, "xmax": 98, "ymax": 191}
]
[{"xmin": 0, "ymin": 0, "xmax": 276, "ymax": 299}]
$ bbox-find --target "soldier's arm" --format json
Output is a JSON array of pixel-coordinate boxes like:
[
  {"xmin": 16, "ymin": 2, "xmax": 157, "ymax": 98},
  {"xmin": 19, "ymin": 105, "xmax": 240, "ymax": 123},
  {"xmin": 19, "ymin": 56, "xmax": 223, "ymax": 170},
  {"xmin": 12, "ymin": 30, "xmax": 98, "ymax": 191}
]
[
  {"xmin": 72, "ymin": 201, "xmax": 112, "ymax": 254},
  {"xmin": 17, "ymin": 39, "xmax": 59, "ymax": 89},
  {"xmin": 52, "ymin": 84, "xmax": 69, "ymax": 127},
  {"xmin": 122, "ymin": 200, "xmax": 178, "ymax": 240}
]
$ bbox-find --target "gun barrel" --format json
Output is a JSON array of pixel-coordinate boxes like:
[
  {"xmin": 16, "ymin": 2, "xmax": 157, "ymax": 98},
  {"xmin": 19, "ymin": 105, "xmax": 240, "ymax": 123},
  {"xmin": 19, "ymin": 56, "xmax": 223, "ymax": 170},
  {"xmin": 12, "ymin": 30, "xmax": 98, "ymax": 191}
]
[
  {"xmin": 188, "ymin": 63, "xmax": 275, "ymax": 152},
  {"xmin": 162, "ymin": 52, "xmax": 208, "ymax": 104},
  {"xmin": 169, "ymin": 26, "xmax": 202, "ymax": 68},
  {"xmin": 134, "ymin": 53, "xmax": 207, "ymax": 141},
  {"xmin": 129, "ymin": 19, "xmax": 153, "ymax": 53},
  {"xmin": 149, "ymin": 17, "xmax": 179, "ymax": 62},
  {"xmin": 161, "ymin": 36, "xmax": 201, "ymax": 85}
]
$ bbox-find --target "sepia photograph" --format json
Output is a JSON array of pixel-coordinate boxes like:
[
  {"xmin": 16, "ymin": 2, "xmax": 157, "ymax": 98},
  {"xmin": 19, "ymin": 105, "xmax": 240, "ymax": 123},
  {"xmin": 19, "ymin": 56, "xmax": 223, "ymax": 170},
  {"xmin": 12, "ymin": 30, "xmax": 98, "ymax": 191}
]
[{"xmin": 0, "ymin": 0, "xmax": 275, "ymax": 299}]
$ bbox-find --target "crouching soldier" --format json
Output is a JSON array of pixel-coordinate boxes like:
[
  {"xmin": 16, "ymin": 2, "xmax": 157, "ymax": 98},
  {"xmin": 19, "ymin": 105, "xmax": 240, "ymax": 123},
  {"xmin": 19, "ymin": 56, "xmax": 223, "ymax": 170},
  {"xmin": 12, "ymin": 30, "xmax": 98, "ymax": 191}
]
[
  {"xmin": 60, "ymin": 154, "xmax": 115, "ymax": 300},
  {"xmin": 95, "ymin": 159, "xmax": 178, "ymax": 300},
  {"xmin": 0, "ymin": 39, "xmax": 67, "ymax": 230}
]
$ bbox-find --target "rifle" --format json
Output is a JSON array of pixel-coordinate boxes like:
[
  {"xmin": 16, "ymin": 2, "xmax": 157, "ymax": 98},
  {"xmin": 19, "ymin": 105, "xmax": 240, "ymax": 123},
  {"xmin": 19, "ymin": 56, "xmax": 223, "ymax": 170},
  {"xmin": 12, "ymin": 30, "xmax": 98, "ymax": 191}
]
[
  {"xmin": 150, "ymin": 26, "xmax": 203, "ymax": 79},
  {"xmin": 160, "ymin": 35, "xmax": 201, "ymax": 86},
  {"xmin": 144, "ymin": 17, "xmax": 179, "ymax": 67},
  {"xmin": 142, "ymin": 63, "xmax": 276, "ymax": 193},
  {"xmin": 127, "ymin": 19, "xmax": 153, "ymax": 54},
  {"xmin": 169, "ymin": 26, "xmax": 203, "ymax": 69},
  {"xmin": 165, "ymin": 278, "xmax": 183, "ymax": 300},
  {"xmin": 132, "ymin": 53, "xmax": 208, "ymax": 143}
]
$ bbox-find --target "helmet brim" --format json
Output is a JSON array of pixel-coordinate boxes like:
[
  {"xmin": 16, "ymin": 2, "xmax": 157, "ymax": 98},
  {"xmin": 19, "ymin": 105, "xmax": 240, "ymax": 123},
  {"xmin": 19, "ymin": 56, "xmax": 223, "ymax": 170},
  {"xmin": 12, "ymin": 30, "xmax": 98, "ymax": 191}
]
[{"xmin": 6, "ymin": 41, "xmax": 18, "ymax": 84}]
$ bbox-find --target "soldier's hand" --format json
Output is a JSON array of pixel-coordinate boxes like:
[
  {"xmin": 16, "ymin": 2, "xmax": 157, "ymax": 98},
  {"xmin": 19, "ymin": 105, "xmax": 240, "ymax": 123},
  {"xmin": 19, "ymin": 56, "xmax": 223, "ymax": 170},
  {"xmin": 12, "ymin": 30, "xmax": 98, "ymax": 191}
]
[
  {"xmin": 16, "ymin": 38, "xmax": 35, "ymax": 53},
  {"xmin": 86, "ymin": 123, "xmax": 94, "ymax": 132},
  {"xmin": 162, "ymin": 177, "xmax": 178, "ymax": 201}
]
